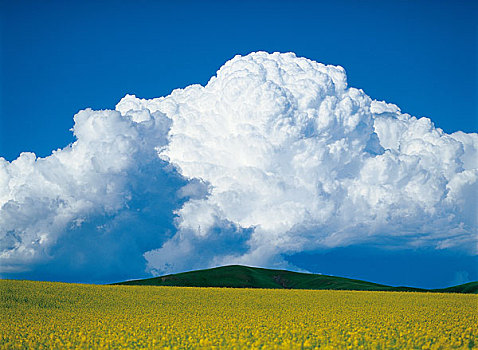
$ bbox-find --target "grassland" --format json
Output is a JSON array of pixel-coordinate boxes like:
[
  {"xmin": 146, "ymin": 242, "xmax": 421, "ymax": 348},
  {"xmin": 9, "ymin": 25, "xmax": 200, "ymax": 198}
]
[
  {"xmin": 115, "ymin": 265, "xmax": 478, "ymax": 293},
  {"xmin": 1, "ymin": 279, "xmax": 477, "ymax": 349}
]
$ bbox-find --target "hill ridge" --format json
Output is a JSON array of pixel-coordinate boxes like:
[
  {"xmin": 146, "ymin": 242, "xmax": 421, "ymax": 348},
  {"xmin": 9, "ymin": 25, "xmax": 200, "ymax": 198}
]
[{"xmin": 113, "ymin": 265, "xmax": 478, "ymax": 293}]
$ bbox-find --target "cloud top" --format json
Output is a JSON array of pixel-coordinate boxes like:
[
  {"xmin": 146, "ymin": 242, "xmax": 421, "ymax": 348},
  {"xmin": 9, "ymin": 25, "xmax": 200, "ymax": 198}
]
[{"xmin": 1, "ymin": 52, "xmax": 477, "ymax": 276}]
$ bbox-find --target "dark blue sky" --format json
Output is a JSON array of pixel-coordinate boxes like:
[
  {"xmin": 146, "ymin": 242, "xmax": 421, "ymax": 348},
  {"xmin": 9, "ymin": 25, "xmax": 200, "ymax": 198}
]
[
  {"xmin": 1, "ymin": 0, "xmax": 476, "ymax": 161},
  {"xmin": 0, "ymin": 0, "xmax": 477, "ymax": 288}
]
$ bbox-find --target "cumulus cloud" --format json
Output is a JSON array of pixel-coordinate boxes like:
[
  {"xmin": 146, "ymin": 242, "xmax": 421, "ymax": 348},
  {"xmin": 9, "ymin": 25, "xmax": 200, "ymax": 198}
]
[
  {"xmin": 1, "ymin": 52, "xmax": 477, "ymax": 277},
  {"xmin": 0, "ymin": 106, "xmax": 179, "ymax": 277}
]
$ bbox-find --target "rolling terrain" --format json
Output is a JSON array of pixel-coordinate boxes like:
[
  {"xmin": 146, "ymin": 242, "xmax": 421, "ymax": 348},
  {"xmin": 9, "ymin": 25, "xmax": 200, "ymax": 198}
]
[{"xmin": 114, "ymin": 265, "xmax": 478, "ymax": 293}]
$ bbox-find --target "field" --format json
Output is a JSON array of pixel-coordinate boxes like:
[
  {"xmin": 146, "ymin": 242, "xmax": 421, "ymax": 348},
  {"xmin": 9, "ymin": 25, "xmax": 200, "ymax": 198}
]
[{"xmin": 1, "ymin": 280, "xmax": 477, "ymax": 349}]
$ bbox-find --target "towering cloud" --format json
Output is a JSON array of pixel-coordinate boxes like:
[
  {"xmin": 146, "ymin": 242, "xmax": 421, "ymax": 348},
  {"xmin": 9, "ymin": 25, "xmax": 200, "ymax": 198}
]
[{"xmin": 1, "ymin": 52, "xmax": 477, "ymax": 277}]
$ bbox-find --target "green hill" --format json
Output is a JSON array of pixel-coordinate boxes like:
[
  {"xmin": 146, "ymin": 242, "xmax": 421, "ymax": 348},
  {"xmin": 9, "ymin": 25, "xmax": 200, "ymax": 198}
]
[
  {"xmin": 113, "ymin": 265, "xmax": 478, "ymax": 293},
  {"xmin": 432, "ymin": 281, "xmax": 478, "ymax": 294}
]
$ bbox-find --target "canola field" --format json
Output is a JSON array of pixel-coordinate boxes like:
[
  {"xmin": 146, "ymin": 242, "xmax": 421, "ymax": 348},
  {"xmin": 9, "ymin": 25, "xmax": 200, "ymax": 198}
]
[{"xmin": 0, "ymin": 280, "xmax": 476, "ymax": 349}]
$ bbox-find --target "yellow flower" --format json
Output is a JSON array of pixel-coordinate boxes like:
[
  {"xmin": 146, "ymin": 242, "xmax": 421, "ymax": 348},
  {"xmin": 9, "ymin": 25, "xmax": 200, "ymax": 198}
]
[{"xmin": 0, "ymin": 280, "xmax": 476, "ymax": 349}]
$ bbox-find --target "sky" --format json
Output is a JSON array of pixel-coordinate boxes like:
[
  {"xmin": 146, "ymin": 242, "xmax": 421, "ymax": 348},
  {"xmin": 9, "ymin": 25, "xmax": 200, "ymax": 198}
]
[{"xmin": 0, "ymin": 0, "xmax": 477, "ymax": 288}]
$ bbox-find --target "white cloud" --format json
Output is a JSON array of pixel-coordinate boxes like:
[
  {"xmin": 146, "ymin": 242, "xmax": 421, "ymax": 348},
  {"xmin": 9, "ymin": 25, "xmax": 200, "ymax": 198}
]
[
  {"xmin": 1, "ymin": 51, "xmax": 477, "ymax": 276},
  {"xmin": 0, "ymin": 107, "xmax": 172, "ymax": 273},
  {"xmin": 136, "ymin": 52, "xmax": 477, "ymax": 273}
]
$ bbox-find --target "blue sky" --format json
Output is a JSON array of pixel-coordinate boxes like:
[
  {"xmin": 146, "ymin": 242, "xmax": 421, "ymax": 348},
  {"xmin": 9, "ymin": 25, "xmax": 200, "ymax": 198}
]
[
  {"xmin": 0, "ymin": 0, "xmax": 477, "ymax": 288},
  {"xmin": 1, "ymin": 0, "xmax": 476, "ymax": 161}
]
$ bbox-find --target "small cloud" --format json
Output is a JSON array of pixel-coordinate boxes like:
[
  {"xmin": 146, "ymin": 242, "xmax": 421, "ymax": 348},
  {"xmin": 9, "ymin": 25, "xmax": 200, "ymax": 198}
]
[{"xmin": 451, "ymin": 271, "xmax": 470, "ymax": 286}]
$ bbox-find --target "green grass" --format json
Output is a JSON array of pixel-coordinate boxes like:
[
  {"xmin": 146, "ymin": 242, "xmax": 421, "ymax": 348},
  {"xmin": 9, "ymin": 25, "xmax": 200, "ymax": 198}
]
[
  {"xmin": 113, "ymin": 265, "xmax": 478, "ymax": 293},
  {"xmin": 433, "ymin": 281, "xmax": 478, "ymax": 294}
]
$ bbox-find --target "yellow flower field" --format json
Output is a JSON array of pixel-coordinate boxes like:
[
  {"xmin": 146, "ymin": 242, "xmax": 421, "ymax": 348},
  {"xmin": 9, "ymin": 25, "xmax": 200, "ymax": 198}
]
[{"xmin": 0, "ymin": 280, "xmax": 476, "ymax": 349}]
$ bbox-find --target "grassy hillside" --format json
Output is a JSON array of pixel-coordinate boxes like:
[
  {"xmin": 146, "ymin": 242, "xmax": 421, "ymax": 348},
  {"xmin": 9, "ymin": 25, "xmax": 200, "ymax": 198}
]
[
  {"xmin": 432, "ymin": 281, "xmax": 478, "ymax": 294},
  {"xmin": 114, "ymin": 265, "xmax": 478, "ymax": 293}
]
